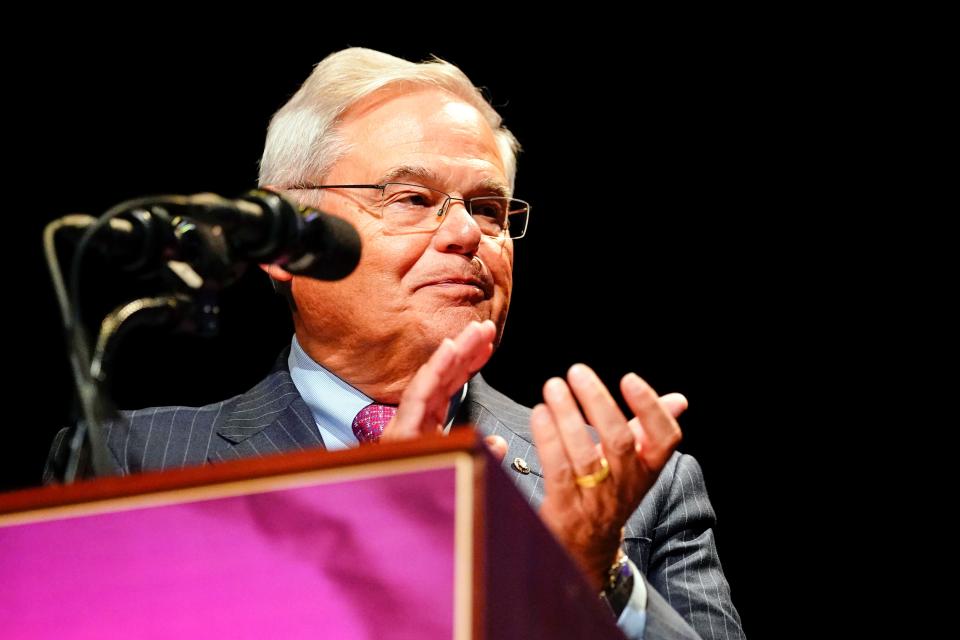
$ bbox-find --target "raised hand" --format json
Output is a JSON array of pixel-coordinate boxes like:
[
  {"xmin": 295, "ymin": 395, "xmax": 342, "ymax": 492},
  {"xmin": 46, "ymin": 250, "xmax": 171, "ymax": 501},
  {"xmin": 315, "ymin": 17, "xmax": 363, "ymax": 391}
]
[
  {"xmin": 530, "ymin": 364, "xmax": 686, "ymax": 588},
  {"xmin": 380, "ymin": 320, "xmax": 508, "ymax": 459}
]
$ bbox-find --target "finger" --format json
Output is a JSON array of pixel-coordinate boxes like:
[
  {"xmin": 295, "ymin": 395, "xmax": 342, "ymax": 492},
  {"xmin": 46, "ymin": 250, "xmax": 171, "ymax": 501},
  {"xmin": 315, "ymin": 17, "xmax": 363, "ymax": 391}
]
[
  {"xmin": 565, "ymin": 364, "xmax": 636, "ymax": 475},
  {"xmin": 432, "ymin": 321, "xmax": 494, "ymax": 400},
  {"xmin": 529, "ymin": 403, "xmax": 575, "ymax": 495},
  {"xmin": 387, "ymin": 338, "xmax": 458, "ymax": 440},
  {"xmin": 385, "ymin": 321, "xmax": 496, "ymax": 441},
  {"xmin": 620, "ymin": 373, "xmax": 682, "ymax": 468},
  {"xmin": 406, "ymin": 321, "xmax": 488, "ymax": 423},
  {"xmin": 626, "ymin": 393, "xmax": 687, "ymax": 442},
  {"xmin": 660, "ymin": 393, "xmax": 689, "ymax": 419},
  {"xmin": 543, "ymin": 377, "xmax": 603, "ymax": 479},
  {"xmin": 456, "ymin": 319, "xmax": 496, "ymax": 368},
  {"xmin": 450, "ymin": 320, "xmax": 496, "ymax": 385},
  {"xmin": 483, "ymin": 435, "xmax": 508, "ymax": 462}
]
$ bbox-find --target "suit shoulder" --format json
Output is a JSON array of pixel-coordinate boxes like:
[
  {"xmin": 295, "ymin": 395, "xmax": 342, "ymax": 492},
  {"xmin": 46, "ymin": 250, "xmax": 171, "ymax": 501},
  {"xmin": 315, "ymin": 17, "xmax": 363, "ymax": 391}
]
[
  {"xmin": 651, "ymin": 451, "xmax": 706, "ymax": 504},
  {"xmin": 107, "ymin": 393, "xmax": 249, "ymax": 474},
  {"xmin": 120, "ymin": 396, "xmax": 235, "ymax": 423},
  {"xmin": 464, "ymin": 373, "xmax": 533, "ymax": 437}
]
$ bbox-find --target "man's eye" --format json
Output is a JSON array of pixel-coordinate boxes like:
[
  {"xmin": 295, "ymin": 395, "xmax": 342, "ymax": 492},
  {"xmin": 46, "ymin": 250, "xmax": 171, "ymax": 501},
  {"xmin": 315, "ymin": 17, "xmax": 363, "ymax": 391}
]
[
  {"xmin": 394, "ymin": 193, "xmax": 432, "ymax": 207},
  {"xmin": 472, "ymin": 202, "xmax": 505, "ymax": 221}
]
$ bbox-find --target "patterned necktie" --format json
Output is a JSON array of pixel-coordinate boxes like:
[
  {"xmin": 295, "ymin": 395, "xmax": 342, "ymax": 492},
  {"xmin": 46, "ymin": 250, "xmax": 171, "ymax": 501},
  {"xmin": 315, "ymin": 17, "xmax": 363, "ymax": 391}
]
[{"xmin": 351, "ymin": 403, "xmax": 397, "ymax": 444}]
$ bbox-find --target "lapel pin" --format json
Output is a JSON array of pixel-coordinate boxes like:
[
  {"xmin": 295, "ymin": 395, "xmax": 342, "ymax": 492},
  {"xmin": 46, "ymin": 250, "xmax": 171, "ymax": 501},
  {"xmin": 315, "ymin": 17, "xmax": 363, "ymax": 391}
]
[{"xmin": 512, "ymin": 457, "xmax": 531, "ymax": 475}]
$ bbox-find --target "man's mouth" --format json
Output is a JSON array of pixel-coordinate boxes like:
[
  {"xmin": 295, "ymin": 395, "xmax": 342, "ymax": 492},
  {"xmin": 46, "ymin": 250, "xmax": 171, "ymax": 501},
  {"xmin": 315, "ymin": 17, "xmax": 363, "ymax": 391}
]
[{"xmin": 420, "ymin": 276, "xmax": 492, "ymax": 298}]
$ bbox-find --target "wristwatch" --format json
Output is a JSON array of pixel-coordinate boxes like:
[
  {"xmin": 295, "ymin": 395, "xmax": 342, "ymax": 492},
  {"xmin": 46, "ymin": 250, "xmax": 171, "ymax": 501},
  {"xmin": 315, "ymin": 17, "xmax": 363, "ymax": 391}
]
[{"xmin": 598, "ymin": 548, "xmax": 634, "ymax": 618}]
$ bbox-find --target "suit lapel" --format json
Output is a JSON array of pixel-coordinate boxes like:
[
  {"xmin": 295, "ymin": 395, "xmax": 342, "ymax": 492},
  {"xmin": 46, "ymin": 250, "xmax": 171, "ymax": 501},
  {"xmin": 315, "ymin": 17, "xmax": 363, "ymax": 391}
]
[
  {"xmin": 459, "ymin": 373, "xmax": 545, "ymax": 505},
  {"xmin": 208, "ymin": 355, "xmax": 325, "ymax": 463}
]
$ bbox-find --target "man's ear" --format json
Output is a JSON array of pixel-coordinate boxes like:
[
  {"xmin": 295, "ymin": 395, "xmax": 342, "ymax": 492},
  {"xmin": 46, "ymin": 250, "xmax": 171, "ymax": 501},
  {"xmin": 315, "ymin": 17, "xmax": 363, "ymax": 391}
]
[
  {"xmin": 259, "ymin": 263, "xmax": 294, "ymax": 282},
  {"xmin": 259, "ymin": 264, "xmax": 297, "ymax": 312},
  {"xmin": 260, "ymin": 183, "xmax": 283, "ymax": 196}
]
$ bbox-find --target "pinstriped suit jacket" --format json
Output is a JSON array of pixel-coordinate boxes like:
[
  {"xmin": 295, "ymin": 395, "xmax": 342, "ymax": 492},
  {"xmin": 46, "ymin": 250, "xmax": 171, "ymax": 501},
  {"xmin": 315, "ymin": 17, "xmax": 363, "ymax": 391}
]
[{"xmin": 46, "ymin": 351, "xmax": 744, "ymax": 640}]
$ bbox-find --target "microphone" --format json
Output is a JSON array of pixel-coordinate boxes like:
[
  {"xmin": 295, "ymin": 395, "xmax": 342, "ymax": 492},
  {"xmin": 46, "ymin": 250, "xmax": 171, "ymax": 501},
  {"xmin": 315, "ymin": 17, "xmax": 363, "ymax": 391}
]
[
  {"xmin": 167, "ymin": 189, "xmax": 361, "ymax": 281},
  {"xmin": 70, "ymin": 189, "xmax": 361, "ymax": 282}
]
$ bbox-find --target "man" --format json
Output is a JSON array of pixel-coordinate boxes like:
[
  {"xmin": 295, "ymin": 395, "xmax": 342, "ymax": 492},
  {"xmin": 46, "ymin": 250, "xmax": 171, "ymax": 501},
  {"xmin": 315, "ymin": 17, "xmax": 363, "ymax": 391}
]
[{"xmin": 48, "ymin": 48, "xmax": 743, "ymax": 639}]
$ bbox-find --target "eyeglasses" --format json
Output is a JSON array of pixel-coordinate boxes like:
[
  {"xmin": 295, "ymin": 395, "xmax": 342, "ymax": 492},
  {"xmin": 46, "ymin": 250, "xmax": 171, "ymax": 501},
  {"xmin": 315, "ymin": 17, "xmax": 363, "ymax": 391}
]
[{"xmin": 286, "ymin": 182, "xmax": 530, "ymax": 239}]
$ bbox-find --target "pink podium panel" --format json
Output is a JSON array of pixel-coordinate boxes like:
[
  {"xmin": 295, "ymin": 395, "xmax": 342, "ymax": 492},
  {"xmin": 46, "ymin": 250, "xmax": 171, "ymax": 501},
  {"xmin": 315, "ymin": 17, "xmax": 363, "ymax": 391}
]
[{"xmin": 1, "ymin": 458, "xmax": 466, "ymax": 639}]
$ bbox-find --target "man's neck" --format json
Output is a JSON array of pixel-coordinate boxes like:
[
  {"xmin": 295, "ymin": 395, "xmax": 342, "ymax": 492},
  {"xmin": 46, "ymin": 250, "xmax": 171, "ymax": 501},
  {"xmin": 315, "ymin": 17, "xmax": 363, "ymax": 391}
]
[{"xmin": 293, "ymin": 327, "xmax": 431, "ymax": 405}]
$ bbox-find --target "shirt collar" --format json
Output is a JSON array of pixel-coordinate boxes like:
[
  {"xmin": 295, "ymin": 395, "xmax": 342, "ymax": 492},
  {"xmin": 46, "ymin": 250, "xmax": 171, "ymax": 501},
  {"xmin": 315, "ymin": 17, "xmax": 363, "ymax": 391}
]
[{"xmin": 288, "ymin": 335, "xmax": 467, "ymax": 448}]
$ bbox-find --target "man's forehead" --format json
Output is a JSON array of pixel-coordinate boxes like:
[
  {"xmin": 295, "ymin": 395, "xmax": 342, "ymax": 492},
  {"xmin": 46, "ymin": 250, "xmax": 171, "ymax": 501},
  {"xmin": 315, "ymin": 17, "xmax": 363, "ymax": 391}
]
[
  {"xmin": 377, "ymin": 165, "xmax": 510, "ymax": 197},
  {"xmin": 339, "ymin": 88, "xmax": 457, "ymax": 143},
  {"xmin": 341, "ymin": 85, "xmax": 475, "ymax": 128}
]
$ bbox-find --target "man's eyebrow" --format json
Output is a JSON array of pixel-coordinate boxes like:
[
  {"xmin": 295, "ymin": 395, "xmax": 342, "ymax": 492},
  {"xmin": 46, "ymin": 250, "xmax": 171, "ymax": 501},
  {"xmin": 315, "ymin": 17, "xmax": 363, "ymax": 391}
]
[
  {"xmin": 378, "ymin": 165, "xmax": 511, "ymax": 197},
  {"xmin": 377, "ymin": 165, "xmax": 440, "ymax": 186},
  {"xmin": 474, "ymin": 178, "xmax": 511, "ymax": 198}
]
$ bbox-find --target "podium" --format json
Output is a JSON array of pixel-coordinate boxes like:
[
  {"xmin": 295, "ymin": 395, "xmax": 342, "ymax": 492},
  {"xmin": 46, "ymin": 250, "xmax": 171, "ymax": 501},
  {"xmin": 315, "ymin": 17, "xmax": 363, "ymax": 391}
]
[{"xmin": 0, "ymin": 430, "xmax": 624, "ymax": 639}]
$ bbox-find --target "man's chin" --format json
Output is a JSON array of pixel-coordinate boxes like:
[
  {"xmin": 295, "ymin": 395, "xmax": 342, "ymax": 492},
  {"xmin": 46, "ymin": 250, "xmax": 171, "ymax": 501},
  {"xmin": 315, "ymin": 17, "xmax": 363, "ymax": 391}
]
[
  {"xmin": 411, "ymin": 306, "xmax": 493, "ymax": 351},
  {"xmin": 428, "ymin": 307, "xmax": 488, "ymax": 337}
]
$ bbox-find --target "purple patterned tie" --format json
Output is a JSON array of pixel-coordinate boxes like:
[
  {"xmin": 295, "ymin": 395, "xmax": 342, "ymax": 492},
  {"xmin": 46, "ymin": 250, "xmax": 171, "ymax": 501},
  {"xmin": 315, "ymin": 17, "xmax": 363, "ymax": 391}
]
[{"xmin": 351, "ymin": 403, "xmax": 397, "ymax": 444}]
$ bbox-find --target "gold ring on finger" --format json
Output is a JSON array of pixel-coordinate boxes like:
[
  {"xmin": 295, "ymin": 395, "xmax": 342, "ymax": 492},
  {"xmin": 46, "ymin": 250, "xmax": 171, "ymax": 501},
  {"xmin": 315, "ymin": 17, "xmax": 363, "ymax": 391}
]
[{"xmin": 575, "ymin": 457, "xmax": 610, "ymax": 488}]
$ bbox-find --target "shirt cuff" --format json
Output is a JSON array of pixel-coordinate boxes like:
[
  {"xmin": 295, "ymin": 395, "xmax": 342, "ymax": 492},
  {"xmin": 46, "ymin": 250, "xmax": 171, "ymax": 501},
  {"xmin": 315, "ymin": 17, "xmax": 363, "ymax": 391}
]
[{"xmin": 616, "ymin": 558, "xmax": 647, "ymax": 638}]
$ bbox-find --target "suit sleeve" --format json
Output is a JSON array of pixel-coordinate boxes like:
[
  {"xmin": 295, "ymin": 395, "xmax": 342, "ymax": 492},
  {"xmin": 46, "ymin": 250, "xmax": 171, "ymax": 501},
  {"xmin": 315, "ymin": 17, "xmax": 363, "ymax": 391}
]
[
  {"xmin": 41, "ymin": 426, "xmax": 71, "ymax": 484},
  {"xmin": 641, "ymin": 454, "xmax": 745, "ymax": 640},
  {"xmin": 42, "ymin": 424, "xmax": 127, "ymax": 483}
]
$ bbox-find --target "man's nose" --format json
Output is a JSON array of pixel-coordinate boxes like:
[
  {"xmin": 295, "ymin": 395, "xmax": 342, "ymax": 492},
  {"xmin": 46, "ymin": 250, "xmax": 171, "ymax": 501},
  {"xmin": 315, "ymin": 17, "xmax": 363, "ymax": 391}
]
[{"xmin": 433, "ymin": 199, "xmax": 482, "ymax": 255}]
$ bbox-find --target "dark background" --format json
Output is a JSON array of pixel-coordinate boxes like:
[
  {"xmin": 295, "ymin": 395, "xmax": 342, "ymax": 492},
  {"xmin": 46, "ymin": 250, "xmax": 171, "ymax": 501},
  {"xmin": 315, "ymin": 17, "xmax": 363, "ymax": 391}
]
[{"xmin": 4, "ymin": 29, "xmax": 836, "ymax": 637}]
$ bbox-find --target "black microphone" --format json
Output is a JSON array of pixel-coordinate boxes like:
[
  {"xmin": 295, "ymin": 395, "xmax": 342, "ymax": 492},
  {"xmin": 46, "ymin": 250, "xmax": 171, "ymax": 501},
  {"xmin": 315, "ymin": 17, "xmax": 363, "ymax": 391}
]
[
  {"xmin": 169, "ymin": 189, "xmax": 361, "ymax": 281},
  {"xmin": 69, "ymin": 190, "xmax": 361, "ymax": 281}
]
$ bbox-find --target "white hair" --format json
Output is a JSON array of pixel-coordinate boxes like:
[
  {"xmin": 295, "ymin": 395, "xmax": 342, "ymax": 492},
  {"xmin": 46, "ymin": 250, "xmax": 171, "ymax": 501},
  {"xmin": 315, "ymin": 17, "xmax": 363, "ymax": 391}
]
[{"xmin": 258, "ymin": 48, "xmax": 520, "ymax": 191}]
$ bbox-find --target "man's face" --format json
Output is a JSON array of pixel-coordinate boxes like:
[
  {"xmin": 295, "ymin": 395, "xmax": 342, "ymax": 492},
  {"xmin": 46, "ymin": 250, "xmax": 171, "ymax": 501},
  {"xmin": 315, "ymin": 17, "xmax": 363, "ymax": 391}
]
[{"xmin": 289, "ymin": 87, "xmax": 514, "ymax": 368}]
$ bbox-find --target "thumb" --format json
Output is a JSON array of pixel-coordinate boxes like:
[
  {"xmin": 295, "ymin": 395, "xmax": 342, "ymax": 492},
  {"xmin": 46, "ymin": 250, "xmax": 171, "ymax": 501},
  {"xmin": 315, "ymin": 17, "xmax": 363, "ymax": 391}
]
[
  {"xmin": 659, "ymin": 392, "xmax": 689, "ymax": 419},
  {"xmin": 483, "ymin": 435, "xmax": 508, "ymax": 462}
]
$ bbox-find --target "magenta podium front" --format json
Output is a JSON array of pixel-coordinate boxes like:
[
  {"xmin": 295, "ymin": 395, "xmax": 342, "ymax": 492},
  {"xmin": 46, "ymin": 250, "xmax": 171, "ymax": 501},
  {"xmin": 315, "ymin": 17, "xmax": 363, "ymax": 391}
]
[{"xmin": 0, "ymin": 431, "xmax": 623, "ymax": 639}]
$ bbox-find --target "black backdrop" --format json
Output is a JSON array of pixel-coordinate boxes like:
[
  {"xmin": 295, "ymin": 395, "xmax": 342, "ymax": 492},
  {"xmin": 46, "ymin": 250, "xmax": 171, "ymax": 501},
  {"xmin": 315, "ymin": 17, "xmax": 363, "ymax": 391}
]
[{"xmin": 5, "ymin": 31, "xmax": 826, "ymax": 637}]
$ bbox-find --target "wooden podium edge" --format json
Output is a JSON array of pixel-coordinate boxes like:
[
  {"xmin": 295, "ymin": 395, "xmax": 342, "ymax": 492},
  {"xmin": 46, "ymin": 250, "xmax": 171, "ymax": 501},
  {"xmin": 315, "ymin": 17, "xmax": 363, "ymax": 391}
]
[{"xmin": 0, "ymin": 429, "xmax": 480, "ymax": 518}]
